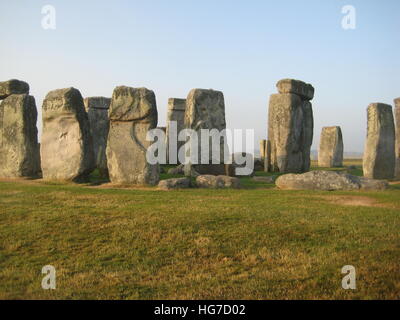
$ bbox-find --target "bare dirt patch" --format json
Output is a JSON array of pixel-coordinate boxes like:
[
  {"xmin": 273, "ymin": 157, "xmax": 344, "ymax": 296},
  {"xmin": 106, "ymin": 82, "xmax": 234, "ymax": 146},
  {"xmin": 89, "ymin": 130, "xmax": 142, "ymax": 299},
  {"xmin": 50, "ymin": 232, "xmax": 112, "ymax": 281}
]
[
  {"xmin": 0, "ymin": 178, "xmax": 41, "ymax": 184},
  {"xmin": 318, "ymin": 195, "xmax": 391, "ymax": 208}
]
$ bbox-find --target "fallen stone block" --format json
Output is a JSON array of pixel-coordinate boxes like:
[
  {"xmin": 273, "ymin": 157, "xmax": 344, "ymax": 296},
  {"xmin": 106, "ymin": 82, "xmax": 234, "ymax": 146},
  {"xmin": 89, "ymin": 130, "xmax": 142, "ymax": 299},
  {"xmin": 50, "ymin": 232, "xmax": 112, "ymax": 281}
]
[
  {"xmin": 158, "ymin": 177, "xmax": 191, "ymax": 190},
  {"xmin": 275, "ymin": 170, "xmax": 388, "ymax": 191},
  {"xmin": 196, "ymin": 175, "xmax": 241, "ymax": 189}
]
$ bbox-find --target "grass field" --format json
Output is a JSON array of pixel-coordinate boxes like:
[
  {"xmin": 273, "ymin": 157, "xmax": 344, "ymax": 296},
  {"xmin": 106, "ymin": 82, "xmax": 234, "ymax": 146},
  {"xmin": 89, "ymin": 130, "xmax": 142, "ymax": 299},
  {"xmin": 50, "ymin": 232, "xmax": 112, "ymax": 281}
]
[{"xmin": 0, "ymin": 160, "xmax": 399, "ymax": 300}]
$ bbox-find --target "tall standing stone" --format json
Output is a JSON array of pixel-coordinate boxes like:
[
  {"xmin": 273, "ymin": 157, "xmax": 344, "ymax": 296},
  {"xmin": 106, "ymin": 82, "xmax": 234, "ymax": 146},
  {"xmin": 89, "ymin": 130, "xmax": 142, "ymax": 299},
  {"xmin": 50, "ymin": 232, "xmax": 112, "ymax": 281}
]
[
  {"xmin": 84, "ymin": 97, "xmax": 111, "ymax": 178},
  {"xmin": 395, "ymin": 98, "xmax": 400, "ymax": 179},
  {"xmin": 363, "ymin": 103, "xmax": 395, "ymax": 179},
  {"xmin": 260, "ymin": 139, "xmax": 272, "ymax": 172},
  {"xmin": 0, "ymin": 79, "xmax": 29, "ymax": 100},
  {"xmin": 264, "ymin": 140, "xmax": 271, "ymax": 172},
  {"xmin": 0, "ymin": 94, "xmax": 41, "ymax": 178},
  {"xmin": 260, "ymin": 140, "xmax": 266, "ymax": 160},
  {"xmin": 166, "ymin": 98, "xmax": 186, "ymax": 164},
  {"xmin": 318, "ymin": 126, "xmax": 344, "ymax": 167},
  {"xmin": 106, "ymin": 86, "xmax": 159, "ymax": 185},
  {"xmin": 184, "ymin": 89, "xmax": 228, "ymax": 176},
  {"xmin": 41, "ymin": 88, "xmax": 94, "ymax": 182},
  {"xmin": 267, "ymin": 79, "xmax": 314, "ymax": 173},
  {"xmin": 301, "ymin": 100, "xmax": 314, "ymax": 172}
]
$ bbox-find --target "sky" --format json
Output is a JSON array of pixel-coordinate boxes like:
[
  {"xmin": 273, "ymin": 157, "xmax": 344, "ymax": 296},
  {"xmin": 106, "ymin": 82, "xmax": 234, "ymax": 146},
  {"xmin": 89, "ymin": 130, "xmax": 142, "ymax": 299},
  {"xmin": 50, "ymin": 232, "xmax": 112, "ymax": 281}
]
[{"xmin": 1, "ymin": 0, "xmax": 399, "ymax": 153}]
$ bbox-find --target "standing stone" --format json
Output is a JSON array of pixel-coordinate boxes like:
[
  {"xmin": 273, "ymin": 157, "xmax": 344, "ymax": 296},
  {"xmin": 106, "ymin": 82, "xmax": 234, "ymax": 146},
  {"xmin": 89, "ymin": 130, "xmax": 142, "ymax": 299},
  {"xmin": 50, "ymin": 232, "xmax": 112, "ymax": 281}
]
[
  {"xmin": 260, "ymin": 140, "xmax": 267, "ymax": 160},
  {"xmin": 318, "ymin": 126, "xmax": 344, "ymax": 167},
  {"xmin": 0, "ymin": 79, "xmax": 29, "ymax": 100},
  {"xmin": 0, "ymin": 94, "xmax": 41, "ymax": 178},
  {"xmin": 267, "ymin": 79, "xmax": 314, "ymax": 173},
  {"xmin": 301, "ymin": 100, "xmax": 314, "ymax": 172},
  {"xmin": 41, "ymin": 88, "xmax": 94, "ymax": 182},
  {"xmin": 84, "ymin": 97, "xmax": 111, "ymax": 178},
  {"xmin": 106, "ymin": 86, "xmax": 159, "ymax": 185},
  {"xmin": 184, "ymin": 89, "xmax": 228, "ymax": 175},
  {"xmin": 196, "ymin": 175, "xmax": 241, "ymax": 189},
  {"xmin": 264, "ymin": 140, "xmax": 271, "ymax": 172},
  {"xmin": 363, "ymin": 103, "xmax": 395, "ymax": 179},
  {"xmin": 395, "ymin": 98, "xmax": 400, "ymax": 179},
  {"xmin": 166, "ymin": 98, "xmax": 186, "ymax": 164}
]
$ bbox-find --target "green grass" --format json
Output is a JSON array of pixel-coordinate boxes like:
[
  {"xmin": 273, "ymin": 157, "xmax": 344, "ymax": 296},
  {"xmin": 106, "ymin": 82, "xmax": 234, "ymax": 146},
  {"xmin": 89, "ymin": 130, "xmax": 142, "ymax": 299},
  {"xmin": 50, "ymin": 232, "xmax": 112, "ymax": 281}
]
[{"xmin": 0, "ymin": 160, "xmax": 399, "ymax": 300}]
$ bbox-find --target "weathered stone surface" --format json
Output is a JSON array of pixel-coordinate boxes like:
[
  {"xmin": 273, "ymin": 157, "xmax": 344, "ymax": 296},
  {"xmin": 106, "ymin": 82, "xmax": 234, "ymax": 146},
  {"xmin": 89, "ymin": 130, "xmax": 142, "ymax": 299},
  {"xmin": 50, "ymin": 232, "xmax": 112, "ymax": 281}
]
[
  {"xmin": 196, "ymin": 175, "xmax": 241, "ymax": 189},
  {"xmin": 395, "ymin": 98, "xmax": 400, "ymax": 179},
  {"xmin": 260, "ymin": 140, "xmax": 266, "ymax": 159},
  {"xmin": 84, "ymin": 97, "xmax": 111, "ymax": 178},
  {"xmin": 264, "ymin": 140, "xmax": 271, "ymax": 172},
  {"xmin": 357, "ymin": 177, "xmax": 389, "ymax": 191},
  {"xmin": 168, "ymin": 164, "xmax": 184, "ymax": 175},
  {"xmin": 301, "ymin": 101, "xmax": 314, "ymax": 171},
  {"xmin": 158, "ymin": 177, "xmax": 191, "ymax": 190},
  {"xmin": 0, "ymin": 94, "xmax": 41, "ymax": 178},
  {"xmin": 41, "ymin": 88, "xmax": 94, "ymax": 181},
  {"xmin": 106, "ymin": 86, "xmax": 159, "ymax": 185},
  {"xmin": 318, "ymin": 126, "xmax": 344, "ymax": 167},
  {"xmin": 166, "ymin": 98, "xmax": 186, "ymax": 164},
  {"xmin": 254, "ymin": 159, "xmax": 263, "ymax": 172},
  {"xmin": 276, "ymin": 171, "xmax": 388, "ymax": 191},
  {"xmin": 184, "ymin": 89, "xmax": 228, "ymax": 176},
  {"xmin": 268, "ymin": 90, "xmax": 314, "ymax": 173},
  {"xmin": 187, "ymin": 167, "xmax": 200, "ymax": 178},
  {"xmin": 363, "ymin": 103, "xmax": 395, "ymax": 179},
  {"xmin": 84, "ymin": 97, "xmax": 110, "ymax": 111},
  {"xmin": 0, "ymin": 79, "xmax": 29, "ymax": 100},
  {"xmin": 277, "ymin": 79, "xmax": 314, "ymax": 101}
]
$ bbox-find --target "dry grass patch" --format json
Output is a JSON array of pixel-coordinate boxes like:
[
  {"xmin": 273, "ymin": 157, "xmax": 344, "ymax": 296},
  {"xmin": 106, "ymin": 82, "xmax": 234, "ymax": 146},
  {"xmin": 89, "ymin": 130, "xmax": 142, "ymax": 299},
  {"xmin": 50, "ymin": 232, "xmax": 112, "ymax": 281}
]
[{"xmin": 318, "ymin": 195, "xmax": 394, "ymax": 208}]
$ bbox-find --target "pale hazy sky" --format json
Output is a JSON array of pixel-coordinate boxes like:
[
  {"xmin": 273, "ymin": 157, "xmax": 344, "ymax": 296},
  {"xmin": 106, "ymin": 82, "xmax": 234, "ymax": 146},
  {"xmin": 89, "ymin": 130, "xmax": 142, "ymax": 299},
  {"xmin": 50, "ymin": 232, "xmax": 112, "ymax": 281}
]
[{"xmin": 1, "ymin": 0, "xmax": 399, "ymax": 152}]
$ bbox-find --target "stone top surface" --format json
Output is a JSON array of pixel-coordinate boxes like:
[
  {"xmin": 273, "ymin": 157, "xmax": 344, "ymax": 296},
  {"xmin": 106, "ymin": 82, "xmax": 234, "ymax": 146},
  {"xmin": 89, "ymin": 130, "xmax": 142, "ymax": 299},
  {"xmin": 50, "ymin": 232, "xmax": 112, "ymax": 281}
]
[
  {"xmin": 0, "ymin": 79, "xmax": 30, "ymax": 100},
  {"xmin": 108, "ymin": 86, "xmax": 157, "ymax": 124},
  {"xmin": 187, "ymin": 88, "xmax": 223, "ymax": 97},
  {"xmin": 42, "ymin": 87, "xmax": 86, "ymax": 115},
  {"xmin": 322, "ymin": 126, "xmax": 341, "ymax": 131},
  {"xmin": 185, "ymin": 88, "xmax": 226, "ymax": 130},
  {"xmin": 368, "ymin": 103, "xmax": 393, "ymax": 111},
  {"xmin": 276, "ymin": 79, "xmax": 314, "ymax": 101},
  {"xmin": 167, "ymin": 98, "xmax": 186, "ymax": 111},
  {"xmin": 0, "ymin": 94, "xmax": 36, "ymax": 117},
  {"xmin": 84, "ymin": 97, "xmax": 111, "ymax": 111}
]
